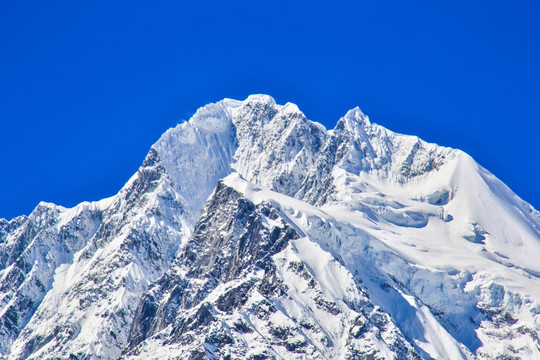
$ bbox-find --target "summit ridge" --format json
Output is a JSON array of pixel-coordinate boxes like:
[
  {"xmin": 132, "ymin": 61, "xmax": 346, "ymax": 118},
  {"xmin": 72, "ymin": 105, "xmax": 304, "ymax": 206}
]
[{"xmin": 1, "ymin": 95, "xmax": 539, "ymax": 359}]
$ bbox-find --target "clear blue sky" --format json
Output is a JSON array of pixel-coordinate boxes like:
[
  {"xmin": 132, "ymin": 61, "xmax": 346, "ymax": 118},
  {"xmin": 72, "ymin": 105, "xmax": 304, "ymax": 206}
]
[{"xmin": 1, "ymin": 1, "xmax": 539, "ymax": 219}]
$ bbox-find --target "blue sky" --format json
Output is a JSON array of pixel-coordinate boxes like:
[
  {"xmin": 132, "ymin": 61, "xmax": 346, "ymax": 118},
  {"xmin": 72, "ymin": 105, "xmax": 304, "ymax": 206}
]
[{"xmin": 1, "ymin": 1, "xmax": 539, "ymax": 219}]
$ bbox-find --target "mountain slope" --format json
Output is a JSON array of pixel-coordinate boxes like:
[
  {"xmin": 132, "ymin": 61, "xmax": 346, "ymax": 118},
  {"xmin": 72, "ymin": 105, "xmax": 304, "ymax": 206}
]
[
  {"xmin": 123, "ymin": 177, "xmax": 424, "ymax": 360},
  {"xmin": 1, "ymin": 95, "xmax": 539, "ymax": 359}
]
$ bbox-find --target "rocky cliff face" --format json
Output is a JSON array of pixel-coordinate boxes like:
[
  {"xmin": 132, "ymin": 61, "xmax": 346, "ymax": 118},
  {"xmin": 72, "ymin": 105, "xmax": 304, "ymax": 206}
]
[
  {"xmin": 1, "ymin": 95, "xmax": 540, "ymax": 359},
  {"xmin": 124, "ymin": 180, "xmax": 422, "ymax": 360},
  {"xmin": 5, "ymin": 148, "xmax": 191, "ymax": 359}
]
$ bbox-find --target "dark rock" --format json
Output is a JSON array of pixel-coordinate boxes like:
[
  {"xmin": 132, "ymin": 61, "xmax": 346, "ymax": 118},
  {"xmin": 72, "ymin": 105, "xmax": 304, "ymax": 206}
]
[
  {"xmin": 233, "ymin": 320, "xmax": 253, "ymax": 334},
  {"xmin": 216, "ymin": 281, "xmax": 254, "ymax": 313}
]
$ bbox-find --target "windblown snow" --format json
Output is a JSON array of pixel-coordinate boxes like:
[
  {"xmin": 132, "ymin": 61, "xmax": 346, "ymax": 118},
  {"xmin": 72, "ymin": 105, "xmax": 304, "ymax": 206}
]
[{"xmin": 1, "ymin": 95, "xmax": 539, "ymax": 359}]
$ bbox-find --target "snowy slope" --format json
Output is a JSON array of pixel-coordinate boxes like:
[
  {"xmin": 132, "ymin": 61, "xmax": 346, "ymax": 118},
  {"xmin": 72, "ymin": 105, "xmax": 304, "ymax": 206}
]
[
  {"xmin": 1, "ymin": 95, "xmax": 539, "ymax": 359},
  {"xmin": 123, "ymin": 177, "xmax": 424, "ymax": 360}
]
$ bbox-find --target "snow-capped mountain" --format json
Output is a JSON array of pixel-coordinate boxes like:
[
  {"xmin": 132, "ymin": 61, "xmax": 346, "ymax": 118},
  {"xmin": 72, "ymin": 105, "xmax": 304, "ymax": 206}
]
[{"xmin": 1, "ymin": 95, "xmax": 539, "ymax": 359}]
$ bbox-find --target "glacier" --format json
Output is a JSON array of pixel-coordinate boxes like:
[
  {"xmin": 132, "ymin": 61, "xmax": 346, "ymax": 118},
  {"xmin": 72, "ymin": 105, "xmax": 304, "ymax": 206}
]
[{"xmin": 1, "ymin": 94, "xmax": 539, "ymax": 359}]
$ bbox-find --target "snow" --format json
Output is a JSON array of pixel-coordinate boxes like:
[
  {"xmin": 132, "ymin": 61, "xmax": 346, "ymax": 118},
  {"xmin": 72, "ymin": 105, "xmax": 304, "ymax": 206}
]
[
  {"xmin": 2, "ymin": 94, "xmax": 540, "ymax": 359},
  {"xmin": 217, "ymin": 93, "xmax": 540, "ymax": 357},
  {"xmin": 224, "ymin": 173, "xmax": 475, "ymax": 359}
]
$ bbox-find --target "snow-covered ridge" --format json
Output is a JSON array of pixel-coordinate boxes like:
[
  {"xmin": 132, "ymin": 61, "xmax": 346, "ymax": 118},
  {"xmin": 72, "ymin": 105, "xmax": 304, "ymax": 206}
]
[
  {"xmin": 153, "ymin": 94, "xmax": 457, "ymax": 205},
  {"xmin": 1, "ymin": 94, "xmax": 540, "ymax": 359}
]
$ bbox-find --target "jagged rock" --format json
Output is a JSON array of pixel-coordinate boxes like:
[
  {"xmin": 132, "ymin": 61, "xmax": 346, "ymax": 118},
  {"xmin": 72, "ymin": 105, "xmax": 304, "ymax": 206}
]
[{"xmin": 1, "ymin": 95, "xmax": 539, "ymax": 359}]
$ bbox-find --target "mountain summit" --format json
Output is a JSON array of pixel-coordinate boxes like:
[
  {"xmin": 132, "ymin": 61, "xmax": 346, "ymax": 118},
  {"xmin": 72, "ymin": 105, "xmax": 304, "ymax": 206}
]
[{"xmin": 1, "ymin": 95, "xmax": 540, "ymax": 359}]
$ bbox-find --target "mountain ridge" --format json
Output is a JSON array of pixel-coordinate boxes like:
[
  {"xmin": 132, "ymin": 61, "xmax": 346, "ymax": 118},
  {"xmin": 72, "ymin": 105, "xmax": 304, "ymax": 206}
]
[{"xmin": 1, "ymin": 95, "xmax": 539, "ymax": 359}]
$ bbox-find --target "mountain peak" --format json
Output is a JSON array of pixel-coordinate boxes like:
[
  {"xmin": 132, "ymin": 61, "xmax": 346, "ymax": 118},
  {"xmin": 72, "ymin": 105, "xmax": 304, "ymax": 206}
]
[
  {"xmin": 279, "ymin": 102, "xmax": 302, "ymax": 115},
  {"xmin": 243, "ymin": 93, "xmax": 277, "ymax": 107},
  {"xmin": 335, "ymin": 106, "xmax": 371, "ymax": 132},
  {"xmin": 3, "ymin": 95, "xmax": 540, "ymax": 360}
]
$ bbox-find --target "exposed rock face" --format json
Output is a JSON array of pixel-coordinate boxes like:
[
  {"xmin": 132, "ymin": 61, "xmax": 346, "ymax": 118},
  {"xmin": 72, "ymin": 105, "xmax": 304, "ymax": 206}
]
[
  {"xmin": 125, "ymin": 182, "xmax": 297, "ymax": 355},
  {"xmin": 6, "ymin": 148, "xmax": 191, "ymax": 359},
  {"xmin": 124, "ymin": 181, "xmax": 421, "ymax": 360},
  {"xmin": 1, "ymin": 95, "xmax": 539, "ymax": 359},
  {"xmin": 0, "ymin": 201, "xmax": 103, "ymax": 354}
]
